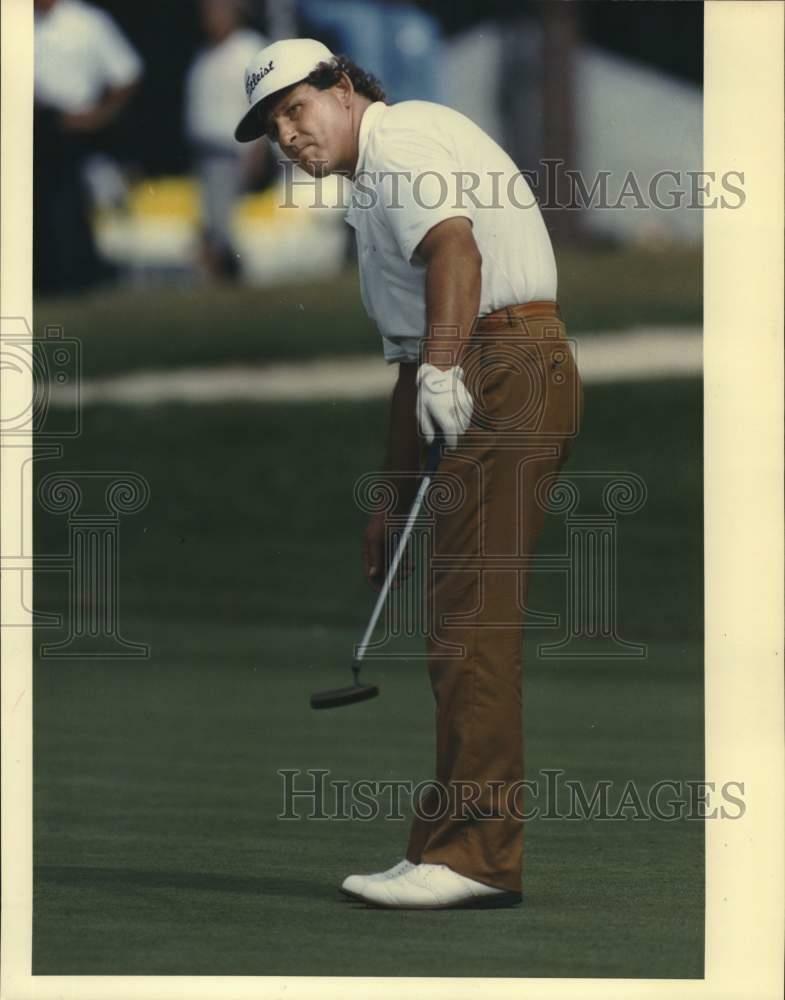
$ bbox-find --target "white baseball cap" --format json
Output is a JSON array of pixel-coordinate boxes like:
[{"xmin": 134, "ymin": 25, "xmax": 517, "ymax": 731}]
[{"xmin": 234, "ymin": 38, "xmax": 336, "ymax": 143}]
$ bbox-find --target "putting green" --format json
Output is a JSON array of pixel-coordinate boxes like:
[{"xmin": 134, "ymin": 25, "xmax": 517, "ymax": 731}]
[
  {"xmin": 34, "ymin": 632, "xmax": 703, "ymax": 977},
  {"xmin": 33, "ymin": 378, "xmax": 704, "ymax": 976}
]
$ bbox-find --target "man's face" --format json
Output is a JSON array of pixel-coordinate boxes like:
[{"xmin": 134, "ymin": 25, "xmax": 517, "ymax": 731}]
[{"xmin": 265, "ymin": 81, "xmax": 352, "ymax": 177}]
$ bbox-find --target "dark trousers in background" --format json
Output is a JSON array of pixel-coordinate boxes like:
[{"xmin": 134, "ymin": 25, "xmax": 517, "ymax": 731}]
[
  {"xmin": 406, "ymin": 302, "xmax": 583, "ymax": 893},
  {"xmin": 34, "ymin": 107, "xmax": 105, "ymax": 297}
]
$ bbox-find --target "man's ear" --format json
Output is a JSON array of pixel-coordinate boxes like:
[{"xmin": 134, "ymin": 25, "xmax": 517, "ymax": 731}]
[{"xmin": 336, "ymin": 71, "xmax": 354, "ymax": 107}]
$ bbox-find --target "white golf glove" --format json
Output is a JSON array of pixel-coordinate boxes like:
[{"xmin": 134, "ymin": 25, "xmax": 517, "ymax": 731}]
[{"xmin": 416, "ymin": 363, "xmax": 474, "ymax": 449}]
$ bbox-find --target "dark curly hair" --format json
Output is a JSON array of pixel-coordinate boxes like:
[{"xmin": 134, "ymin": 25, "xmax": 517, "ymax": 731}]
[
  {"xmin": 257, "ymin": 54, "xmax": 387, "ymax": 138},
  {"xmin": 304, "ymin": 55, "xmax": 387, "ymax": 104}
]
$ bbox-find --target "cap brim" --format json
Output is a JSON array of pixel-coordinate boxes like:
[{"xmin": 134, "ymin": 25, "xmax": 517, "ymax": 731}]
[
  {"xmin": 234, "ymin": 79, "xmax": 305, "ymax": 143},
  {"xmin": 234, "ymin": 102, "xmax": 267, "ymax": 143}
]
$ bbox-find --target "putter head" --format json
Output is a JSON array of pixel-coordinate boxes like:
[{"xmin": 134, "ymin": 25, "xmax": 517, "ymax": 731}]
[{"xmin": 310, "ymin": 682, "xmax": 379, "ymax": 710}]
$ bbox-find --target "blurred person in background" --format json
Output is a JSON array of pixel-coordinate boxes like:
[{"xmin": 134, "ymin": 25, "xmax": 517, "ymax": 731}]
[
  {"xmin": 296, "ymin": 0, "xmax": 443, "ymax": 103},
  {"xmin": 185, "ymin": 0, "xmax": 271, "ymax": 281},
  {"xmin": 34, "ymin": 0, "xmax": 143, "ymax": 295}
]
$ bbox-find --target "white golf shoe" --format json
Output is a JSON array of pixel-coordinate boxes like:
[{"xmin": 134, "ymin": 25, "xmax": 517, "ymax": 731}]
[
  {"xmin": 340, "ymin": 859, "xmax": 416, "ymax": 900},
  {"xmin": 355, "ymin": 863, "xmax": 522, "ymax": 910}
]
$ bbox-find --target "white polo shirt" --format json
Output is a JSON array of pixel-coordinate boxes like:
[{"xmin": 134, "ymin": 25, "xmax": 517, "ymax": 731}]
[
  {"xmin": 34, "ymin": 0, "xmax": 143, "ymax": 114},
  {"xmin": 345, "ymin": 100, "xmax": 557, "ymax": 363},
  {"xmin": 185, "ymin": 29, "xmax": 267, "ymax": 152}
]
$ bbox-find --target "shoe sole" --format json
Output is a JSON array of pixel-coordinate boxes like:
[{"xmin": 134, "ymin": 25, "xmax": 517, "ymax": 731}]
[
  {"xmin": 357, "ymin": 891, "xmax": 523, "ymax": 911},
  {"xmin": 339, "ymin": 886, "xmax": 367, "ymax": 901}
]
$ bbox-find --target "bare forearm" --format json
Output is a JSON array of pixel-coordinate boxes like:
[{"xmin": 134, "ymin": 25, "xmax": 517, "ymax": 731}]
[
  {"xmin": 422, "ymin": 244, "xmax": 482, "ymax": 370},
  {"xmin": 378, "ymin": 221, "xmax": 482, "ymax": 506}
]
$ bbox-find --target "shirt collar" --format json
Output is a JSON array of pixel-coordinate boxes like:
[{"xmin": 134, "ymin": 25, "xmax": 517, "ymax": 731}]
[{"xmin": 351, "ymin": 101, "xmax": 386, "ymax": 182}]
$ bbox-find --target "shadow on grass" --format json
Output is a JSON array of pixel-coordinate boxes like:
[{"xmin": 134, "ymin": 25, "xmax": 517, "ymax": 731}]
[{"xmin": 35, "ymin": 864, "xmax": 331, "ymax": 900}]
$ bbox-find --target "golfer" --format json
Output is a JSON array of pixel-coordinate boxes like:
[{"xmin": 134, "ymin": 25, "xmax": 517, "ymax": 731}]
[{"xmin": 235, "ymin": 39, "xmax": 583, "ymax": 910}]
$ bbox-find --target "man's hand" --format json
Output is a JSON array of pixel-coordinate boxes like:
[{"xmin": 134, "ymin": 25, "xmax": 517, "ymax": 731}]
[
  {"xmin": 61, "ymin": 83, "xmax": 138, "ymax": 135},
  {"xmin": 416, "ymin": 363, "xmax": 474, "ymax": 448},
  {"xmin": 362, "ymin": 511, "xmax": 413, "ymax": 591},
  {"xmin": 61, "ymin": 108, "xmax": 106, "ymax": 133}
]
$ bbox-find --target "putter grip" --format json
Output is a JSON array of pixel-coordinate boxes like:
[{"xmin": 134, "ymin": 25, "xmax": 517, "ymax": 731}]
[{"xmin": 424, "ymin": 437, "xmax": 442, "ymax": 475}]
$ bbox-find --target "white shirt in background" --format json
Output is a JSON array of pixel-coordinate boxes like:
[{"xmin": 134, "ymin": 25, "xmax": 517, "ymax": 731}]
[
  {"xmin": 34, "ymin": 0, "xmax": 143, "ymax": 114},
  {"xmin": 346, "ymin": 100, "xmax": 558, "ymax": 363},
  {"xmin": 185, "ymin": 29, "xmax": 267, "ymax": 152}
]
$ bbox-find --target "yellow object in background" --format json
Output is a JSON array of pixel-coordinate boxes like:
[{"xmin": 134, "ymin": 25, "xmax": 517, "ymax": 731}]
[
  {"xmin": 128, "ymin": 177, "xmax": 202, "ymax": 222},
  {"xmin": 235, "ymin": 188, "xmax": 283, "ymax": 223},
  {"xmin": 123, "ymin": 174, "xmax": 339, "ymax": 227}
]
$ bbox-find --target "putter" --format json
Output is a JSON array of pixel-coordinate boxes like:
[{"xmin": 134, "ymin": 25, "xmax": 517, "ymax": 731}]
[{"xmin": 310, "ymin": 438, "xmax": 443, "ymax": 709}]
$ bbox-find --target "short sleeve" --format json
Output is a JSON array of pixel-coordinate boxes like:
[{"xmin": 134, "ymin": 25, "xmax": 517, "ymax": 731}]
[
  {"xmin": 381, "ymin": 336, "xmax": 412, "ymax": 364},
  {"xmin": 372, "ymin": 127, "xmax": 474, "ymax": 264},
  {"xmin": 92, "ymin": 10, "xmax": 143, "ymax": 90}
]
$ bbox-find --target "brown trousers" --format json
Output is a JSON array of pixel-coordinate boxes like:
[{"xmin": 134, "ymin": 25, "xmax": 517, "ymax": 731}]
[{"xmin": 406, "ymin": 301, "xmax": 583, "ymax": 894}]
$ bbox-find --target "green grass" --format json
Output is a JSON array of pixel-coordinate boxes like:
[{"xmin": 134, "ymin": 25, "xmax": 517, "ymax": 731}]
[
  {"xmin": 33, "ymin": 246, "xmax": 701, "ymax": 377},
  {"xmin": 33, "ymin": 376, "xmax": 704, "ymax": 977},
  {"xmin": 34, "ymin": 380, "xmax": 703, "ymax": 639},
  {"xmin": 34, "ymin": 637, "xmax": 703, "ymax": 978}
]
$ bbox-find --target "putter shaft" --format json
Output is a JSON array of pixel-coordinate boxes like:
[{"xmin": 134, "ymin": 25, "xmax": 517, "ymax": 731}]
[{"xmin": 354, "ymin": 441, "xmax": 441, "ymax": 663}]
